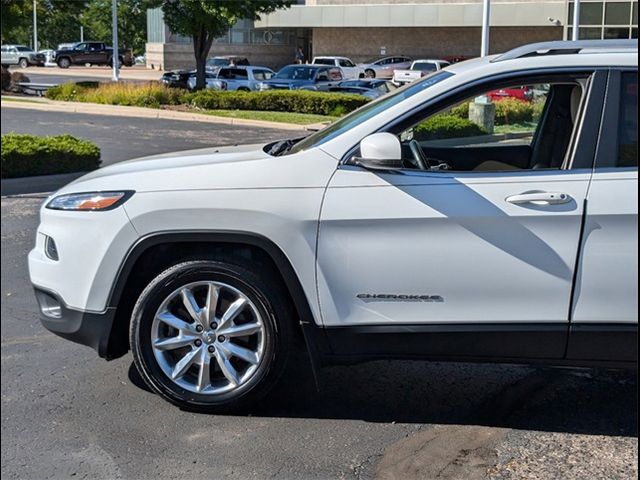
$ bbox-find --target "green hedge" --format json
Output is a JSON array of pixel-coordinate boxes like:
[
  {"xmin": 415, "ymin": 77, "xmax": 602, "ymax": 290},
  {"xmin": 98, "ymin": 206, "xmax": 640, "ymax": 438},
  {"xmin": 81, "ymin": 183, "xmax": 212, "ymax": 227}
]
[
  {"xmin": 1, "ymin": 133, "xmax": 101, "ymax": 178},
  {"xmin": 183, "ymin": 89, "xmax": 370, "ymax": 116},
  {"xmin": 414, "ymin": 115, "xmax": 487, "ymax": 141},
  {"xmin": 450, "ymin": 98, "xmax": 542, "ymax": 125}
]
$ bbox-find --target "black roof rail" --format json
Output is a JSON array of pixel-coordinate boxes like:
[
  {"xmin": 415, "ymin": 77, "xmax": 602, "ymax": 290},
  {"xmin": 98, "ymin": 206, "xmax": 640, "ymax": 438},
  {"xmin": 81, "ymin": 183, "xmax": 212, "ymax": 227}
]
[{"xmin": 493, "ymin": 39, "xmax": 638, "ymax": 62}]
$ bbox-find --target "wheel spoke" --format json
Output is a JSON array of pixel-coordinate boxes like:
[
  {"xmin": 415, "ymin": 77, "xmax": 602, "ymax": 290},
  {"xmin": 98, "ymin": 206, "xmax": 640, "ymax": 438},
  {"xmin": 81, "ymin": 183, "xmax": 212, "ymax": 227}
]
[
  {"xmin": 217, "ymin": 322, "xmax": 261, "ymax": 338},
  {"xmin": 224, "ymin": 342, "xmax": 259, "ymax": 365},
  {"xmin": 196, "ymin": 349, "xmax": 211, "ymax": 392},
  {"xmin": 154, "ymin": 335, "xmax": 197, "ymax": 351},
  {"xmin": 218, "ymin": 298, "xmax": 247, "ymax": 331},
  {"xmin": 181, "ymin": 288, "xmax": 203, "ymax": 325},
  {"xmin": 171, "ymin": 348, "xmax": 200, "ymax": 380},
  {"xmin": 157, "ymin": 311, "xmax": 192, "ymax": 333},
  {"xmin": 215, "ymin": 347, "xmax": 239, "ymax": 386},
  {"xmin": 206, "ymin": 283, "xmax": 220, "ymax": 323}
]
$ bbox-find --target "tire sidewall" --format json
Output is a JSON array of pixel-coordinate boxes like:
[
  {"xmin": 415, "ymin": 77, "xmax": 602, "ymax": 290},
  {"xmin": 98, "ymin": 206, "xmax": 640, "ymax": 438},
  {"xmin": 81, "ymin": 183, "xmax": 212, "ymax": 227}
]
[
  {"xmin": 19, "ymin": 58, "xmax": 28, "ymax": 68},
  {"xmin": 131, "ymin": 261, "xmax": 285, "ymax": 411}
]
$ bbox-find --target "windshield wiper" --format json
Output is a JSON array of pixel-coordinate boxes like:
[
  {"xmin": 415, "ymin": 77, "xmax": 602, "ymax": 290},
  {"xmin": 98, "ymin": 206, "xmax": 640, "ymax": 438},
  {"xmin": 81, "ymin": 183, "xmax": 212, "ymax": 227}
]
[{"xmin": 267, "ymin": 138, "xmax": 297, "ymax": 156}]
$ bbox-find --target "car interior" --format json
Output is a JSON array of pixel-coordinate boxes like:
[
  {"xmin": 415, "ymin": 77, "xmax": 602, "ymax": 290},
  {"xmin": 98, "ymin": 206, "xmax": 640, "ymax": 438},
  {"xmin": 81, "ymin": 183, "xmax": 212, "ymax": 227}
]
[{"xmin": 394, "ymin": 77, "xmax": 589, "ymax": 173}]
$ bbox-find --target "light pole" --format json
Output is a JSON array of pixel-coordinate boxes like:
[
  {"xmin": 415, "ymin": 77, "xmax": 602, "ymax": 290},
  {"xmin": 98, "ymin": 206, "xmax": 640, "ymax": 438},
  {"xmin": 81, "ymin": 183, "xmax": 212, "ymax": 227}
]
[
  {"xmin": 33, "ymin": 0, "xmax": 38, "ymax": 51},
  {"xmin": 572, "ymin": 0, "xmax": 581, "ymax": 40},
  {"xmin": 481, "ymin": 0, "xmax": 491, "ymax": 56},
  {"xmin": 80, "ymin": 26, "xmax": 84, "ymax": 42},
  {"xmin": 111, "ymin": 0, "xmax": 119, "ymax": 81}
]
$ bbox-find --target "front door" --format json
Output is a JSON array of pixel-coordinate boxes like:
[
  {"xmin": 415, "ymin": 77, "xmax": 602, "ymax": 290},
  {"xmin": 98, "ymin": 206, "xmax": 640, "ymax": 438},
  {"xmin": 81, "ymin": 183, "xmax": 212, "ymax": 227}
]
[{"xmin": 316, "ymin": 71, "xmax": 606, "ymax": 358}]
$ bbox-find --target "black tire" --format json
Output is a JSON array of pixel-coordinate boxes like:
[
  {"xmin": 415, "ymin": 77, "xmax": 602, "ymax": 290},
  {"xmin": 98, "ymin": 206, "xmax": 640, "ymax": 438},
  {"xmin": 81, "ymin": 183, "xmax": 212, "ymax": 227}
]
[
  {"xmin": 18, "ymin": 58, "xmax": 28, "ymax": 69},
  {"xmin": 365, "ymin": 68, "xmax": 375, "ymax": 78},
  {"xmin": 130, "ymin": 259, "xmax": 294, "ymax": 412},
  {"xmin": 57, "ymin": 57, "xmax": 70, "ymax": 69}
]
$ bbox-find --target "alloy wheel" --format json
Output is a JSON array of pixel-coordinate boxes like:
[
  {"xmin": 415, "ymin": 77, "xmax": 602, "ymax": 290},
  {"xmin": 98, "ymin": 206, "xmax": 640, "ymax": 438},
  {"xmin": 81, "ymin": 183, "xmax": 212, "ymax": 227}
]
[{"xmin": 150, "ymin": 281, "xmax": 266, "ymax": 395}]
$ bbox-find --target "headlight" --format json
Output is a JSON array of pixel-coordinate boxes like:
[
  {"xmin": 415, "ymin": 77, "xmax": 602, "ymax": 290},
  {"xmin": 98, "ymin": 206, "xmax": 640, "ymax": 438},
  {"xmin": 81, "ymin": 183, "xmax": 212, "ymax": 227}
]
[{"xmin": 46, "ymin": 191, "xmax": 134, "ymax": 211}]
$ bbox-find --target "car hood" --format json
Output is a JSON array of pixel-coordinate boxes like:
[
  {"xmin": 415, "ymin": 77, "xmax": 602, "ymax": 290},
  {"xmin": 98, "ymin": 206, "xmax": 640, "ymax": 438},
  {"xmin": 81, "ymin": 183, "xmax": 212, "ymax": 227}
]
[{"xmin": 59, "ymin": 141, "xmax": 336, "ymax": 194}]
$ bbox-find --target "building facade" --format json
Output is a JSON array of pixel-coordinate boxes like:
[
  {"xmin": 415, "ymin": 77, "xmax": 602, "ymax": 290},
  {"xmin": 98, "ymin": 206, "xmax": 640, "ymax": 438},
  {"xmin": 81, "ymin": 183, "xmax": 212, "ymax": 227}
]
[{"xmin": 146, "ymin": 0, "xmax": 638, "ymax": 71}]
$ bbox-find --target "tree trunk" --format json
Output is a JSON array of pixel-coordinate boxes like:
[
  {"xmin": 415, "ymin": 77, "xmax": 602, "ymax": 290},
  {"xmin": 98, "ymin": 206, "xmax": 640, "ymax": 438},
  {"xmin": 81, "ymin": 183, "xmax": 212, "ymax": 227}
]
[{"xmin": 192, "ymin": 26, "xmax": 215, "ymax": 91}]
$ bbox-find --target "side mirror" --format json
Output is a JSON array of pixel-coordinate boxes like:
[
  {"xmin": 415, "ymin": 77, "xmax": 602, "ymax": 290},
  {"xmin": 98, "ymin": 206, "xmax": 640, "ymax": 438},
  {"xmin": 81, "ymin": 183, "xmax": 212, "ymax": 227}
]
[{"xmin": 353, "ymin": 133, "xmax": 403, "ymax": 170}]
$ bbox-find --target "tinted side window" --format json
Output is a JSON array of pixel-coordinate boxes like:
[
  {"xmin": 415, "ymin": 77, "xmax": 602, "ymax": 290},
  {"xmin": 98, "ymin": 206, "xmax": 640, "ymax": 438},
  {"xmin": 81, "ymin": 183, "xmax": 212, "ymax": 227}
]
[
  {"xmin": 314, "ymin": 58, "xmax": 333, "ymax": 65},
  {"xmin": 231, "ymin": 68, "xmax": 248, "ymax": 79},
  {"xmin": 617, "ymin": 72, "xmax": 638, "ymax": 167}
]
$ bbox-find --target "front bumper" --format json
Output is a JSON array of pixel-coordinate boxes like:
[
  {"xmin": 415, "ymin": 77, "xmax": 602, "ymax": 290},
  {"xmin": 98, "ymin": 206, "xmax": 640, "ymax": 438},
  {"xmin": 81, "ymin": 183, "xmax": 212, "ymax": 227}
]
[{"xmin": 34, "ymin": 287, "xmax": 116, "ymax": 358}]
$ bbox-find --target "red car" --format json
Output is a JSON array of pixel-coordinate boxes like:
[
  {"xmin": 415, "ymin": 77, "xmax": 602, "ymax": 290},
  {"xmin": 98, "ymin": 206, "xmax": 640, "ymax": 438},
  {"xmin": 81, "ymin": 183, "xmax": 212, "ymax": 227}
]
[{"xmin": 488, "ymin": 86, "xmax": 534, "ymax": 102}]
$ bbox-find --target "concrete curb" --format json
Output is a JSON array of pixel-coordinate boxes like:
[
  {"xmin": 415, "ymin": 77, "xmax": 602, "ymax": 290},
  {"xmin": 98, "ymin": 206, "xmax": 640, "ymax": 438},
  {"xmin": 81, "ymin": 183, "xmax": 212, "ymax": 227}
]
[{"xmin": 1, "ymin": 96, "xmax": 321, "ymax": 131}]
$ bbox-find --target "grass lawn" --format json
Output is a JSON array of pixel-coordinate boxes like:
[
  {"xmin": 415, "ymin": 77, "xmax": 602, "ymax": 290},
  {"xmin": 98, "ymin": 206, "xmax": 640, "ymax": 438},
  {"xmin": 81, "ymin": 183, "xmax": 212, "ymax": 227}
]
[
  {"xmin": 494, "ymin": 121, "xmax": 538, "ymax": 134},
  {"xmin": 202, "ymin": 109, "xmax": 337, "ymax": 125}
]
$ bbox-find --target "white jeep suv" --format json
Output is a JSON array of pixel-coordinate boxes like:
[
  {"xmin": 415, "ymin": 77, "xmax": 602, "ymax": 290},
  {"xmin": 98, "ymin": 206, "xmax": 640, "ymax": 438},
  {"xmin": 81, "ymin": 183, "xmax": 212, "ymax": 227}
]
[{"xmin": 29, "ymin": 40, "xmax": 638, "ymax": 411}]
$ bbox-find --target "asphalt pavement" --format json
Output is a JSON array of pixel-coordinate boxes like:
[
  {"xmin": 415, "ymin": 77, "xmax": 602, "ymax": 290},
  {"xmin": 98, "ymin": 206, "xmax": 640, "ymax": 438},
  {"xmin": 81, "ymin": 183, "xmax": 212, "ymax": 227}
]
[{"xmin": 1, "ymin": 105, "xmax": 638, "ymax": 480}]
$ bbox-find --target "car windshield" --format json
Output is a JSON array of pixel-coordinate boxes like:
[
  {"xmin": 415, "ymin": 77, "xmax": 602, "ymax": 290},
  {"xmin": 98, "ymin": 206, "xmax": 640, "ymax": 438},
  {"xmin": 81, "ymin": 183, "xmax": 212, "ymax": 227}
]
[
  {"xmin": 285, "ymin": 70, "xmax": 454, "ymax": 155},
  {"xmin": 207, "ymin": 58, "xmax": 228, "ymax": 67},
  {"xmin": 414, "ymin": 62, "xmax": 438, "ymax": 72},
  {"xmin": 274, "ymin": 66, "xmax": 316, "ymax": 81}
]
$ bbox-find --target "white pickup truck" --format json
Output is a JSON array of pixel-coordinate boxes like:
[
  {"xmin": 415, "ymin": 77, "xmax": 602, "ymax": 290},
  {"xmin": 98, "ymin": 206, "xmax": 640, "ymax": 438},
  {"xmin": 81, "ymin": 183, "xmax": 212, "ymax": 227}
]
[{"xmin": 393, "ymin": 59, "xmax": 450, "ymax": 85}]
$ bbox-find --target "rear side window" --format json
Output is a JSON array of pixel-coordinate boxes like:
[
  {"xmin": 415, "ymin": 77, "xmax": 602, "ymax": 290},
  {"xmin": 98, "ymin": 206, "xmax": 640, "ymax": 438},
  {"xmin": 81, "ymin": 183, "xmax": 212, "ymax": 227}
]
[
  {"xmin": 314, "ymin": 58, "xmax": 334, "ymax": 65},
  {"xmin": 617, "ymin": 72, "xmax": 638, "ymax": 167}
]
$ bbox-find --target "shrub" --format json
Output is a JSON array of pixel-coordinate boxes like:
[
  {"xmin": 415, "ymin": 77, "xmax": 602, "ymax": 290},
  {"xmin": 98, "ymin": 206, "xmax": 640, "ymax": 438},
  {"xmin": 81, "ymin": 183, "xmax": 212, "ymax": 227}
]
[
  {"xmin": 1, "ymin": 66, "xmax": 10, "ymax": 91},
  {"xmin": 450, "ymin": 101, "xmax": 470, "ymax": 119},
  {"xmin": 45, "ymin": 82, "xmax": 369, "ymax": 116},
  {"xmin": 1, "ymin": 133, "xmax": 101, "ymax": 178},
  {"xmin": 532, "ymin": 99, "xmax": 546, "ymax": 122},
  {"xmin": 184, "ymin": 89, "xmax": 370, "ymax": 116},
  {"xmin": 493, "ymin": 98, "xmax": 533, "ymax": 124},
  {"xmin": 448, "ymin": 98, "xmax": 535, "ymax": 125},
  {"xmin": 47, "ymin": 81, "xmax": 184, "ymax": 107},
  {"xmin": 414, "ymin": 114, "xmax": 486, "ymax": 141}
]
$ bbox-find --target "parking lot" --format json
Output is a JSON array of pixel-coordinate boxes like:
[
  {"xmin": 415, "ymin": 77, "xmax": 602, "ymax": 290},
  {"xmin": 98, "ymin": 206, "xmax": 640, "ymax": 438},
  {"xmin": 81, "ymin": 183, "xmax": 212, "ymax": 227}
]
[{"xmin": 1, "ymin": 104, "xmax": 638, "ymax": 480}]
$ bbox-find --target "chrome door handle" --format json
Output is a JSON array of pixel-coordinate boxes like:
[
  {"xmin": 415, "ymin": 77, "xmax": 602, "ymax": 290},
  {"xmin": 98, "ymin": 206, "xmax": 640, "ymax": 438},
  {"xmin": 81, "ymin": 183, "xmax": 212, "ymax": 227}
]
[{"xmin": 506, "ymin": 191, "xmax": 572, "ymax": 205}]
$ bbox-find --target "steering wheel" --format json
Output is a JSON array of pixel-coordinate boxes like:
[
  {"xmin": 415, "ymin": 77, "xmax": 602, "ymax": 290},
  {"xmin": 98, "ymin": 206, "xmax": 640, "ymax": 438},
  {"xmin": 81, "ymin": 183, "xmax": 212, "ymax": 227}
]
[{"xmin": 408, "ymin": 140, "xmax": 431, "ymax": 170}]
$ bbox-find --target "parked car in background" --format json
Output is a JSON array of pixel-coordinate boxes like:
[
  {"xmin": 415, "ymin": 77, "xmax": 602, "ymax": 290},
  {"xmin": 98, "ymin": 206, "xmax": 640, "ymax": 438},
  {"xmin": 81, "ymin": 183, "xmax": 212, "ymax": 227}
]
[
  {"xmin": 213, "ymin": 66, "xmax": 275, "ymax": 91},
  {"xmin": 443, "ymin": 55, "xmax": 472, "ymax": 64},
  {"xmin": 358, "ymin": 56, "xmax": 412, "ymax": 79},
  {"xmin": 311, "ymin": 56, "xmax": 365, "ymax": 79},
  {"xmin": 392, "ymin": 59, "xmax": 450, "ymax": 85},
  {"xmin": 186, "ymin": 71, "xmax": 226, "ymax": 91},
  {"xmin": 488, "ymin": 85, "xmax": 534, "ymax": 101},
  {"xmin": 52, "ymin": 41, "xmax": 133, "ymax": 68},
  {"xmin": 1, "ymin": 45, "xmax": 45, "ymax": 68},
  {"xmin": 206, "ymin": 55, "xmax": 250, "ymax": 71},
  {"xmin": 39, "ymin": 49, "xmax": 56, "ymax": 67},
  {"xmin": 329, "ymin": 79, "xmax": 397, "ymax": 99},
  {"xmin": 160, "ymin": 70, "xmax": 196, "ymax": 90},
  {"xmin": 135, "ymin": 54, "xmax": 146, "ymax": 65},
  {"xmin": 258, "ymin": 64, "xmax": 344, "ymax": 91}
]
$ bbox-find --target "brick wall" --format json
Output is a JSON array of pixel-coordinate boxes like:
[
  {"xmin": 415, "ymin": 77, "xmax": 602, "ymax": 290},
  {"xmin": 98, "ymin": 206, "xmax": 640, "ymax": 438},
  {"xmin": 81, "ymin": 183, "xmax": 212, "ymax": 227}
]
[
  {"xmin": 311, "ymin": 26, "xmax": 563, "ymax": 61},
  {"xmin": 145, "ymin": 42, "xmax": 298, "ymax": 71}
]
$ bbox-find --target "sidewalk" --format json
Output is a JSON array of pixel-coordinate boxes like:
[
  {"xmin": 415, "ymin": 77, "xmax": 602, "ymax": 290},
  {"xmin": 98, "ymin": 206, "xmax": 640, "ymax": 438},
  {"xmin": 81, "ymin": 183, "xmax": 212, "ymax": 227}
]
[{"xmin": 1, "ymin": 96, "xmax": 323, "ymax": 131}]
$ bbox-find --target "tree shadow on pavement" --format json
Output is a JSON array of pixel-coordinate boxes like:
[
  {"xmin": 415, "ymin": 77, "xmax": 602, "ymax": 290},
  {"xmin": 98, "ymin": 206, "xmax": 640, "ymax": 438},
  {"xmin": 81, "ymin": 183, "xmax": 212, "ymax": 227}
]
[{"xmin": 128, "ymin": 357, "xmax": 637, "ymax": 437}]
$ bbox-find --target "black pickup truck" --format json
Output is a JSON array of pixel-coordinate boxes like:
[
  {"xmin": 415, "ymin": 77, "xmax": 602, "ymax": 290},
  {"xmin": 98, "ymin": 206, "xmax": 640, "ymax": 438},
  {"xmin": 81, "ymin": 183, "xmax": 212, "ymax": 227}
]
[{"xmin": 53, "ymin": 42, "xmax": 133, "ymax": 68}]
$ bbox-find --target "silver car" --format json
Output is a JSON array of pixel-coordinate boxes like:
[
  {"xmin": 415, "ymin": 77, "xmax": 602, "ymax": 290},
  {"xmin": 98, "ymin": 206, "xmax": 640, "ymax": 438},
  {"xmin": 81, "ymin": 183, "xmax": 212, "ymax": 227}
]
[
  {"xmin": 188, "ymin": 66, "xmax": 275, "ymax": 91},
  {"xmin": 357, "ymin": 56, "xmax": 413, "ymax": 79}
]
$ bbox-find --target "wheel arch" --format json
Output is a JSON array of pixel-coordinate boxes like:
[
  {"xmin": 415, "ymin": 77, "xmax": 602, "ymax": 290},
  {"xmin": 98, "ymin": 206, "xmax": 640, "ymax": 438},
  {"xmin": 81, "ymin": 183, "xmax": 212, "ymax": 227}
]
[{"xmin": 105, "ymin": 231, "xmax": 318, "ymax": 359}]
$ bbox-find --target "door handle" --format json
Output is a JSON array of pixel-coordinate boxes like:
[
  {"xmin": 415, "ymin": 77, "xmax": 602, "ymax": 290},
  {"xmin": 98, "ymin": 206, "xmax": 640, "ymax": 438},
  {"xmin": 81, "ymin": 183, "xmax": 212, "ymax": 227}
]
[{"xmin": 506, "ymin": 191, "xmax": 572, "ymax": 205}]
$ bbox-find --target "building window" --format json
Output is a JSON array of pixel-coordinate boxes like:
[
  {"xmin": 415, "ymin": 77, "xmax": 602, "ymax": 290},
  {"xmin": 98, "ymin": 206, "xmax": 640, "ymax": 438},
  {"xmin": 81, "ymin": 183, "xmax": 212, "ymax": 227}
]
[{"xmin": 567, "ymin": 0, "xmax": 638, "ymax": 39}]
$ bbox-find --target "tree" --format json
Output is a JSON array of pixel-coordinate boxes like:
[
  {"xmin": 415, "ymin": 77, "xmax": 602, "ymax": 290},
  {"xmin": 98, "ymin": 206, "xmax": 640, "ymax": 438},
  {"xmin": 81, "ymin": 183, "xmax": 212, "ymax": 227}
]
[
  {"xmin": 1, "ymin": 0, "xmax": 31, "ymax": 45},
  {"xmin": 151, "ymin": 0, "xmax": 292, "ymax": 90},
  {"xmin": 82, "ymin": 0, "xmax": 149, "ymax": 55}
]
